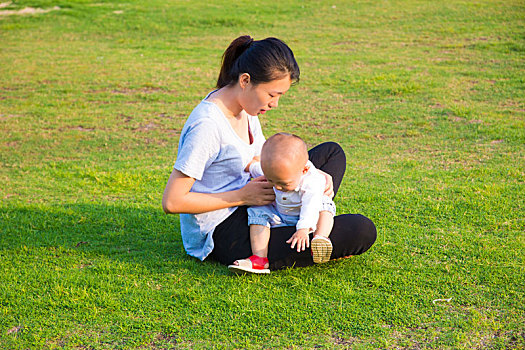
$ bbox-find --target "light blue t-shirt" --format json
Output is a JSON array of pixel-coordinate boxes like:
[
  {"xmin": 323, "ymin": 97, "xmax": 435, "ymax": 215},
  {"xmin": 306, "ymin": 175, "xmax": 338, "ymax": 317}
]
[{"xmin": 174, "ymin": 94, "xmax": 265, "ymax": 260}]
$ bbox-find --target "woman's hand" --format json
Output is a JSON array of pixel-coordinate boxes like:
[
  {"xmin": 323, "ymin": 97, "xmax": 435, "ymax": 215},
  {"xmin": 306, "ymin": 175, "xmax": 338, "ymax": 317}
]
[
  {"xmin": 239, "ymin": 176, "xmax": 275, "ymax": 206},
  {"xmin": 318, "ymin": 170, "xmax": 334, "ymax": 198},
  {"xmin": 286, "ymin": 228, "xmax": 310, "ymax": 252}
]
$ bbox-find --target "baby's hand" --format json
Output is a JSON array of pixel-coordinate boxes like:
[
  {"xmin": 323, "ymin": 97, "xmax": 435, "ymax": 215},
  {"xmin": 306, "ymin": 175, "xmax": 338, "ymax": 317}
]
[{"xmin": 286, "ymin": 228, "xmax": 310, "ymax": 252}]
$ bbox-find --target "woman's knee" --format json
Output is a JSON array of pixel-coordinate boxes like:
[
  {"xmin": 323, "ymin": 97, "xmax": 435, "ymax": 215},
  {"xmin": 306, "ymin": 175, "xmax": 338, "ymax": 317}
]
[
  {"xmin": 316, "ymin": 142, "xmax": 346, "ymax": 161},
  {"xmin": 324, "ymin": 141, "xmax": 344, "ymax": 152},
  {"xmin": 355, "ymin": 214, "xmax": 377, "ymax": 253},
  {"xmin": 332, "ymin": 213, "xmax": 377, "ymax": 256}
]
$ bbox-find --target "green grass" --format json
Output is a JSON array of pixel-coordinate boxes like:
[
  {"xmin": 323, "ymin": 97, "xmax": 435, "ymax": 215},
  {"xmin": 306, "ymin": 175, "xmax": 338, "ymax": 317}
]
[{"xmin": 1, "ymin": 0, "xmax": 524, "ymax": 348}]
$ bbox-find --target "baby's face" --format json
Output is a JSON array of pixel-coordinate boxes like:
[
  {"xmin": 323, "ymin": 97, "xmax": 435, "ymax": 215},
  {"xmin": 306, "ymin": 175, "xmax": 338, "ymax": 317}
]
[{"xmin": 263, "ymin": 162, "xmax": 306, "ymax": 192}]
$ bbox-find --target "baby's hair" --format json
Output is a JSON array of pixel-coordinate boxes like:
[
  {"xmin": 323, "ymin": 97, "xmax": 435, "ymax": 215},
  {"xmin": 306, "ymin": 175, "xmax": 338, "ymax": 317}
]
[
  {"xmin": 261, "ymin": 132, "xmax": 308, "ymax": 170},
  {"xmin": 216, "ymin": 35, "xmax": 300, "ymax": 89}
]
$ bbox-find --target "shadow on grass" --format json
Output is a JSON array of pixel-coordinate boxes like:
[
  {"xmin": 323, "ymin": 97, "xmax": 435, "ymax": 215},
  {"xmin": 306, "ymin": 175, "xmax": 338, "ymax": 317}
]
[{"xmin": 0, "ymin": 202, "xmax": 228, "ymax": 276}]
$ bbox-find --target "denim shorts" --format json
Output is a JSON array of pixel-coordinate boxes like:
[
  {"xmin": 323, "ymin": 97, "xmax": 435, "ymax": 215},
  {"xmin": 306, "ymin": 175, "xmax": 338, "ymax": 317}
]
[{"xmin": 247, "ymin": 196, "xmax": 336, "ymax": 229}]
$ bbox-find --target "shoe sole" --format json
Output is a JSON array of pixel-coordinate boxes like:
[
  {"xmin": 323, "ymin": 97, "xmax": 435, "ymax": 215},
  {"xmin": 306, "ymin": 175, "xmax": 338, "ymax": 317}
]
[
  {"xmin": 311, "ymin": 238, "xmax": 333, "ymax": 264},
  {"xmin": 228, "ymin": 264, "xmax": 270, "ymax": 275}
]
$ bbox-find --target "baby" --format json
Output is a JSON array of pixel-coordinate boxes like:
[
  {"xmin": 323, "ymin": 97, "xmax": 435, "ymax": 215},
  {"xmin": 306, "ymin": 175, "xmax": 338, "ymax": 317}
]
[{"xmin": 228, "ymin": 133, "xmax": 336, "ymax": 274}]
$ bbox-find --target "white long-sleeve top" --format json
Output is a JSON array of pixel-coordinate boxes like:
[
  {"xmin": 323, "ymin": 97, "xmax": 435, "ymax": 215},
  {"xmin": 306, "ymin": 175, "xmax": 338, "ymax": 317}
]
[{"xmin": 250, "ymin": 160, "xmax": 326, "ymax": 231}]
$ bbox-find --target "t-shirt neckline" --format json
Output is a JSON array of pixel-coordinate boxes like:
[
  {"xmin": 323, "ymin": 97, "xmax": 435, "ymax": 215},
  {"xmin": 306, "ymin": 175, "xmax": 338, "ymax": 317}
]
[{"xmin": 202, "ymin": 91, "xmax": 254, "ymax": 146}]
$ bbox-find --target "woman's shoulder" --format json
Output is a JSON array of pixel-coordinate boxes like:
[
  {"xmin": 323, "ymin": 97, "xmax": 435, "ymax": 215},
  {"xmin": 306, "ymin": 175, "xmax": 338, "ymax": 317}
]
[
  {"xmin": 185, "ymin": 100, "xmax": 223, "ymax": 126},
  {"xmin": 190, "ymin": 98, "xmax": 221, "ymax": 117}
]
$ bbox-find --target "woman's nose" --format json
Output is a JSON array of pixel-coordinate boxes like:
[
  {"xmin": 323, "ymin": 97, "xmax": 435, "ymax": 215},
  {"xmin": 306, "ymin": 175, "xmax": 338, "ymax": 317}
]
[{"xmin": 269, "ymin": 97, "xmax": 279, "ymax": 109}]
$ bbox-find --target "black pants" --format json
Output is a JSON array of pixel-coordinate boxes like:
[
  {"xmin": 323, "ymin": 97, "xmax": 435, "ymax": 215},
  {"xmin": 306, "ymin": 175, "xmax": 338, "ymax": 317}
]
[{"xmin": 209, "ymin": 142, "xmax": 377, "ymax": 270}]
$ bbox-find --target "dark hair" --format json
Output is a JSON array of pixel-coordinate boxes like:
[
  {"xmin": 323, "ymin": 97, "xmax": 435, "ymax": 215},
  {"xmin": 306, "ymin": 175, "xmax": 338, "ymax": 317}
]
[{"xmin": 216, "ymin": 35, "xmax": 300, "ymax": 89}]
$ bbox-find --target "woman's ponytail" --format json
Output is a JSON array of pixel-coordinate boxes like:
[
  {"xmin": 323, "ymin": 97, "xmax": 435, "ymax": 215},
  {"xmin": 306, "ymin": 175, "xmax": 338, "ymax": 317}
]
[
  {"xmin": 216, "ymin": 35, "xmax": 299, "ymax": 89},
  {"xmin": 217, "ymin": 35, "xmax": 254, "ymax": 89}
]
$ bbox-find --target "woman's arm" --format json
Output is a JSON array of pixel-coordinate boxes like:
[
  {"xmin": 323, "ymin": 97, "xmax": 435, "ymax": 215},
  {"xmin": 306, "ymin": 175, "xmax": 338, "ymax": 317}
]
[{"xmin": 162, "ymin": 169, "xmax": 275, "ymax": 214}]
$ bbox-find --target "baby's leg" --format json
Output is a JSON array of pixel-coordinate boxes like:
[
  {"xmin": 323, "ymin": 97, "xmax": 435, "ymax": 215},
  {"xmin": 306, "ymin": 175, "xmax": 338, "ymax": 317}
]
[
  {"xmin": 228, "ymin": 224, "xmax": 270, "ymax": 273},
  {"xmin": 228, "ymin": 205, "xmax": 275, "ymax": 273},
  {"xmin": 250, "ymin": 224, "xmax": 271, "ymax": 260},
  {"xmin": 314, "ymin": 211, "xmax": 334, "ymax": 238}
]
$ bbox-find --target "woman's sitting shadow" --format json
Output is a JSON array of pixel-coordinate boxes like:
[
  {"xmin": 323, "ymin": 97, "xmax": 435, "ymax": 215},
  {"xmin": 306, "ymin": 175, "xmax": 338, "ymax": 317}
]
[{"xmin": 3, "ymin": 203, "xmax": 229, "ymax": 276}]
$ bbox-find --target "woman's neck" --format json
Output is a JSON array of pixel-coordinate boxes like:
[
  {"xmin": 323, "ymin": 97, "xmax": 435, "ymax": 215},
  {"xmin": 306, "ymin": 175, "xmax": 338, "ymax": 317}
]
[{"xmin": 207, "ymin": 86, "xmax": 243, "ymax": 119}]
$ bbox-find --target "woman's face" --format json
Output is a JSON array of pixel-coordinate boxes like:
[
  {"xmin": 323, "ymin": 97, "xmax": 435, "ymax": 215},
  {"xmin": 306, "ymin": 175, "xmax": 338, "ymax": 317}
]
[{"xmin": 239, "ymin": 74, "xmax": 292, "ymax": 116}]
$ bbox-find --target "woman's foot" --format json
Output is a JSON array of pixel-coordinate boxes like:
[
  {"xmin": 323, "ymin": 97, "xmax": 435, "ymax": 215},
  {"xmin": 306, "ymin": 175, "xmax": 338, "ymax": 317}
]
[
  {"xmin": 228, "ymin": 255, "xmax": 270, "ymax": 275},
  {"xmin": 311, "ymin": 236, "xmax": 333, "ymax": 264}
]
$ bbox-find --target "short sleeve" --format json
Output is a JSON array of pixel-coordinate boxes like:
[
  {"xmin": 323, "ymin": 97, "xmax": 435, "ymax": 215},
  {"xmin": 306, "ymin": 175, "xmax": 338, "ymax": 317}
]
[{"xmin": 174, "ymin": 119, "xmax": 221, "ymax": 181}]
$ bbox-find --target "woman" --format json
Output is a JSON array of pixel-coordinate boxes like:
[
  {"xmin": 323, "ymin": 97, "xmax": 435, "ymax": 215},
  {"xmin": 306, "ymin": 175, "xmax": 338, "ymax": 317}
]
[{"xmin": 162, "ymin": 35, "xmax": 376, "ymax": 270}]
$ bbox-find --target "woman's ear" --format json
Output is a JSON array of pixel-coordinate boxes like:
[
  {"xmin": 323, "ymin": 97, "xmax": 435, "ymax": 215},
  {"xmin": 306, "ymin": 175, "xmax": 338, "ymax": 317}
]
[{"xmin": 239, "ymin": 73, "xmax": 251, "ymax": 89}]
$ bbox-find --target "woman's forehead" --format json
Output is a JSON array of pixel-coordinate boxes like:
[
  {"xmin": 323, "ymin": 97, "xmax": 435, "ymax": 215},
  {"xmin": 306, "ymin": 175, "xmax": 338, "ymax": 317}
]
[{"xmin": 259, "ymin": 76, "xmax": 291, "ymax": 93}]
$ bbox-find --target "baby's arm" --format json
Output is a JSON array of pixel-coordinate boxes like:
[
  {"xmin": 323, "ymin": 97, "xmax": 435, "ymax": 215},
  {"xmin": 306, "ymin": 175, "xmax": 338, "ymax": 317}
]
[
  {"xmin": 295, "ymin": 185, "xmax": 323, "ymax": 233},
  {"xmin": 245, "ymin": 156, "xmax": 265, "ymax": 178},
  {"xmin": 286, "ymin": 174, "xmax": 326, "ymax": 251},
  {"xmin": 244, "ymin": 156, "xmax": 260, "ymax": 172},
  {"xmin": 314, "ymin": 210, "xmax": 334, "ymax": 239},
  {"xmin": 285, "ymin": 191, "xmax": 321, "ymax": 252}
]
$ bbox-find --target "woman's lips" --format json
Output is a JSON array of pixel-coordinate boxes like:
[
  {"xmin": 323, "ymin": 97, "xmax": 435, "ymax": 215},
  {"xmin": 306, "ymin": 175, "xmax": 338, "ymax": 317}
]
[{"xmin": 259, "ymin": 109, "xmax": 267, "ymax": 114}]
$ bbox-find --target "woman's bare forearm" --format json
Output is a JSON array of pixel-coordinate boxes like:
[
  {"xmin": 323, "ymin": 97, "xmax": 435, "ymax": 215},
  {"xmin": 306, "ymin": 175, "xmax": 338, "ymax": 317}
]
[
  {"xmin": 162, "ymin": 169, "xmax": 275, "ymax": 214},
  {"xmin": 162, "ymin": 189, "xmax": 245, "ymax": 214}
]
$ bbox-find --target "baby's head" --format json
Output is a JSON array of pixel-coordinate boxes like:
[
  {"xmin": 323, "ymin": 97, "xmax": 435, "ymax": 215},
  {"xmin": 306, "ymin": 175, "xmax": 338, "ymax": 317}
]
[{"xmin": 260, "ymin": 133, "xmax": 309, "ymax": 191}]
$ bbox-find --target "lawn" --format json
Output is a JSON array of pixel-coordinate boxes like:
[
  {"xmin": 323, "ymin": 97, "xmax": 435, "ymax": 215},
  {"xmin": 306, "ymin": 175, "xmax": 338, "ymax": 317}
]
[{"xmin": 0, "ymin": 0, "xmax": 524, "ymax": 349}]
